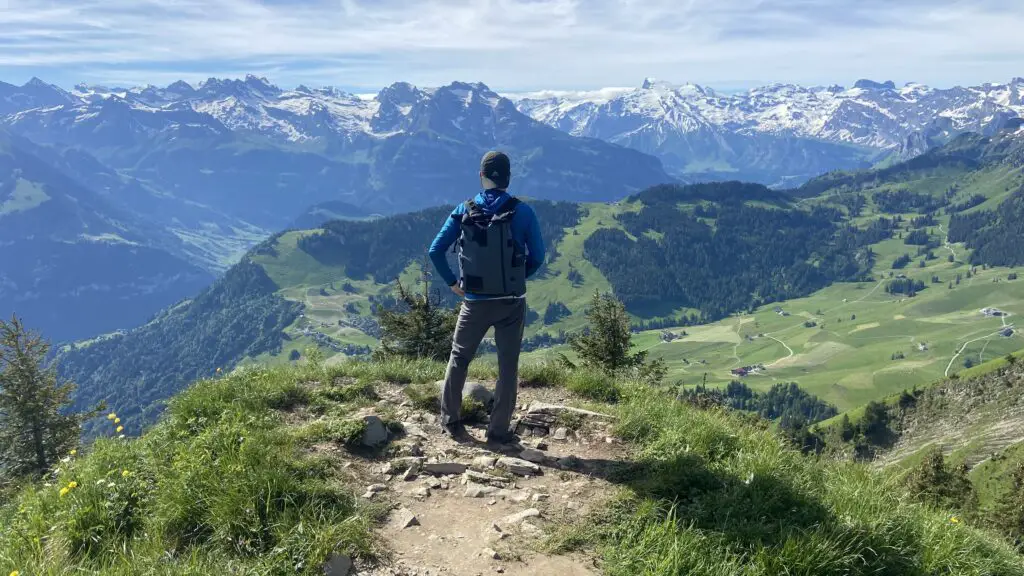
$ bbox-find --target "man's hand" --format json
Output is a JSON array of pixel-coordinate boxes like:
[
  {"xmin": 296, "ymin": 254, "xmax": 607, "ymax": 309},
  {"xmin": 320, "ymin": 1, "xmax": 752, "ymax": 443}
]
[{"xmin": 450, "ymin": 284, "xmax": 465, "ymax": 298}]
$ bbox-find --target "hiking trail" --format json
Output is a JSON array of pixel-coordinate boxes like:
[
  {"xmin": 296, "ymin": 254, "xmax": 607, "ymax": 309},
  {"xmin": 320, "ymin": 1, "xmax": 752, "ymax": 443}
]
[{"xmin": 307, "ymin": 383, "xmax": 628, "ymax": 575}]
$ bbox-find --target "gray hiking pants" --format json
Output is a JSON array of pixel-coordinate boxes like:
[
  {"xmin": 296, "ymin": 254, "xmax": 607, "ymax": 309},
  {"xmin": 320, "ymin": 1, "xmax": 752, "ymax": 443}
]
[{"xmin": 440, "ymin": 297, "xmax": 526, "ymax": 436}]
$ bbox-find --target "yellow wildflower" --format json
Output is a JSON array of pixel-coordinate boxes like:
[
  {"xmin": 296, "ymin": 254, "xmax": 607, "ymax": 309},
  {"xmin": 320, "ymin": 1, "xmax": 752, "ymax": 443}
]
[
  {"xmin": 950, "ymin": 516, "xmax": 960, "ymax": 524},
  {"xmin": 68, "ymin": 481, "xmax": 78, "ymax": 489},
  {"xmin": 107, "ymin": 413, "xmax": 117, "ymax": 420},
  {"xmin": 216, "ymin": 367, "xmax": 222, "ymax": 373},
  {"xmin": 59, "ymin": 487, "xmax": 69, "ymax": 498},
  {"xmin": 70, "ymin": 449, "xmax": 77, "ymax": 456},
  {"xmin": 11, "ymin": 570, "xmax": 20, "ymax": 576},
  {"xmin": 114, "ymin": 418, "xmax": 121, "ymax": 424},
  {"xmin": 116, "ymin": 426, "xmax": 124, "ymax": 433},
  {"xmin": 122, "ymin": 470, "xmax": 131, "ymax": 478}
]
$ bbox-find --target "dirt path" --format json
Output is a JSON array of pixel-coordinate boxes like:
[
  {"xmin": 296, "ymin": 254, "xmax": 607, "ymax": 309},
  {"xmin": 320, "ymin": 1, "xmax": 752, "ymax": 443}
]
[
  {"xmin": 764, "ymin": 336, "xmax": 794, "ymax": 368},
  {"xmin": 945, "ymin": 322, "xmax": 1015, "ymax": 376},
  {"xmin": 348, "ymin": 385, "xmax": 625, "ymax": 576}
]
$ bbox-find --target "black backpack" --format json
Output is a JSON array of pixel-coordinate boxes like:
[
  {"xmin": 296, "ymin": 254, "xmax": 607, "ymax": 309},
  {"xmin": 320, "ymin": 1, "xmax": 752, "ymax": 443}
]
[{"xmin": 453, "ymin": 197, "xmax": 526, "ymax": 296}]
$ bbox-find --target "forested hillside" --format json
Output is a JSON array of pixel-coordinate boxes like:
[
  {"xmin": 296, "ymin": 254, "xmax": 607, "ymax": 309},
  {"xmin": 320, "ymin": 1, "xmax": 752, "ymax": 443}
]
[
  {"xmin": 584, "ymin": 183, "xmax": 874, "ymax": 319},
  {"xmin": 949, "ymin": 186, "xmax": 1024, "ymax": 266},
  {"xmin": 0, "ymin": 130, "xmax": 214, "ymax": 341},
  {"xmin": 56, "ymin": 259, "xmax": 301, "ymax": 433}
]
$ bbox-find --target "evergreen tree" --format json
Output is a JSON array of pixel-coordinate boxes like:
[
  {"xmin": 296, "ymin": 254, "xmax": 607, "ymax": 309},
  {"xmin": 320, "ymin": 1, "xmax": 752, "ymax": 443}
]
[
  {"xmin": 992, "ymin": 463, "xmax": 1024, "ymax": 550},
  {"xmin": 0, "ymin": 316, "xmax": 91, "ymax": 479},
  {"xmin": 904, "ymin": 447, "xmax": 977, "ymax": 512},
  {"xmin": 566, "ymin": 291, "xmax": 664, "ymax": 381},
  {"xmin": 860, "ymin": 401, "xmax": 893, "ymax": 446},
  {"xmin": 567, "ymin": 290, "xmax": 642, "ymax": 373},
  {"xmin": 374, "ymin": 265, "xmax": 458, "ymax": 362}
]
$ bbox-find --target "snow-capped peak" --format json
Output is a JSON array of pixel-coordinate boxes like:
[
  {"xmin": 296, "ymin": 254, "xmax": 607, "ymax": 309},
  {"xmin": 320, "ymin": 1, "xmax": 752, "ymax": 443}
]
[{"xmin": 641, "ymin": 77, "xmax": 676, "ymax": 91}]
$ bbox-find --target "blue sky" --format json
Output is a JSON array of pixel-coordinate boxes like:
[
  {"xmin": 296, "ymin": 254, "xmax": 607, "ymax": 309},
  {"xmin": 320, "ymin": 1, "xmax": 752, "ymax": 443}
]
[{"xmin": 0, "ymin": 0, "xmax": 1021, "ymax": 91}]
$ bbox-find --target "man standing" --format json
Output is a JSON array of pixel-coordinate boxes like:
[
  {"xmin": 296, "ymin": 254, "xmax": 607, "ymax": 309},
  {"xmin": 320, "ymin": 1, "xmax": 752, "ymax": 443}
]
[{"xmin": 428, "ymin": 151, "xmax": 545, "ymax": 444}]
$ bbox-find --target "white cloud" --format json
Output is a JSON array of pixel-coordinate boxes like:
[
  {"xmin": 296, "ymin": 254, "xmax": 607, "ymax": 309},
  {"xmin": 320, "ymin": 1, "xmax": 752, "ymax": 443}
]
[{"xmin": 0, "ymin": 0, "xmax": 1021, "ymax": 90}]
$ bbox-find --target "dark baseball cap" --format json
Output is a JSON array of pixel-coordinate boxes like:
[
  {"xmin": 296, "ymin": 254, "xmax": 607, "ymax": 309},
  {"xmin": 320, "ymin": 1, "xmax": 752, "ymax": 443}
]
[{"xmin": 480, "ymin": 151, "xmax": 511, "ymax": 190}]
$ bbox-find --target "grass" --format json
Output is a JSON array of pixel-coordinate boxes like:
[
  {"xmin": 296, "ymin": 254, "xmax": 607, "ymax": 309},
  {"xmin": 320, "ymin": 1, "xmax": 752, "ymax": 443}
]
[
  {"xmin": 972, "ymin": 441, "xmax": 1024, "ymax": 517},
  {"xmin": 4, "ymin": 357, "xmax": 1023, "ymax": 574},
  {"xmin": 549, "ymin": 382, "xmax": 1024, "ymax": 575},
  {"xmin": 0, "ymin": 365, "xmax": 377, "ymax": 575},
  {"xmin": 565, "ymin": 369, "xmax": 621, "ymax": 403},
  {"xmin": 519, "ymin": 360, "xmax": 570, "ymax": 388}
]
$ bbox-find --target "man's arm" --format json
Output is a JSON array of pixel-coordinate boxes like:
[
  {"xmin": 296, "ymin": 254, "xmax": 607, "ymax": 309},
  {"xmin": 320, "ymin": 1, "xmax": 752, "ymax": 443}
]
[
  {"xmin": 428, "ymin": 207, "xmax": 462, "ymax": 287},
  {"xmin": 523, "ymin": 205, "xmax": 546, "ymax": 278}
]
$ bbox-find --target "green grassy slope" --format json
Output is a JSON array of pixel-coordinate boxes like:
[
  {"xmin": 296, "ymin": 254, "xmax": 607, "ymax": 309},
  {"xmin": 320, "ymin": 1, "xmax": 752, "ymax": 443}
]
[{"xmin": 3, "ymin": 359, "xmax": 1022, "ymax": 575}]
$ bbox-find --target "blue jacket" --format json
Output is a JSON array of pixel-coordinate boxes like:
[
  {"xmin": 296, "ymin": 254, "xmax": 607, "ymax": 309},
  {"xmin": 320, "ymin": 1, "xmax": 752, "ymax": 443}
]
[{"xmin": 429, "ymin": 190, "xmax": 545, "ymax": 300}]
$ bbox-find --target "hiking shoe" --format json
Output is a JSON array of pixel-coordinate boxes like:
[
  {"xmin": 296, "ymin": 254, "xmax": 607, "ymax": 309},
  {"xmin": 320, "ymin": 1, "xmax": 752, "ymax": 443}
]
[
  {"xmin": 485, "ymin": 430, "xmax": 520, "ymax": 446},
  {"xmin": 441, "ymin": 422, "xmax": 471, "ymax": 441}
]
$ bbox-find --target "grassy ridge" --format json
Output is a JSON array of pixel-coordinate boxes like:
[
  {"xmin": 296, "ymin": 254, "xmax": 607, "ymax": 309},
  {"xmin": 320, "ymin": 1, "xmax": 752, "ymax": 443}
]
[
  {"xmin": 552, "ymin": 382, "xmax": 1024, "ymax": 575},
  {"xmin": 0, "ymin": 365, "xmax": 378, "ymax": 575},
  {"xmin": 4, "ymin": 358, "xmax": 1023, "ymax": 575}
]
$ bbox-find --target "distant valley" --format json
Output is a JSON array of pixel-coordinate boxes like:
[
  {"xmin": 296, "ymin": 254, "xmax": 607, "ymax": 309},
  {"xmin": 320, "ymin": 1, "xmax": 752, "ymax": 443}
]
[{"xmin": 53, "ymin": 127, "xmax": 1024, "ymax": 428}]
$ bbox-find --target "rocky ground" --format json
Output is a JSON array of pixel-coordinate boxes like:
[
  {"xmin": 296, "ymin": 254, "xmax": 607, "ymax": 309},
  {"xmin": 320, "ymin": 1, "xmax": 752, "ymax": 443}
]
[{"xmin": 315, "ymin": 382, "xmax": 630, "ymax": 576}]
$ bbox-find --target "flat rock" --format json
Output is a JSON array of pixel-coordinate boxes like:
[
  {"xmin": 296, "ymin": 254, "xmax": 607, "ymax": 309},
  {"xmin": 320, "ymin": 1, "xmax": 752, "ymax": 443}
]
[
  {"xmin": 323, "ymin": 552, "xmax": 353, "ymax": 576},
  {"xmin": 465, "ymin": 469, "xmax": 512, "ymax": 487},
  {"xmin": 423, "ymin": 462, "xmax": 468, "ymax": 475},
  {"xmin": 499, "ymin": 508, "xmax": 540, "ymax": 527},
  {"xmin": 366, "ymin": 484, "xmax": 387, "ymax": 494},
  {"xmin": 526, "ymin": 402, "xmax": 614, "ymax": 420},
  {"xmin": 482, "ymin": 547, "xmax": 501, "ymax": 560},
  {"xmin": 396, "ymin": 508, "xmax": 420, "ymax": 529},
  {"xmin": 509, "ymin": 490, "xmax": 531, "ymax": 503},
  {"xmin": 412, "ymin": 486, "xmax": 431, "ymax": 498},
  {"xmin": 531, "ymin": 493, "xmax": 549, "ymax": 502},
  {"xmin": 518, "ymin": 448, "xmax": 547, "ymax": 463},
  {"xmin": 464, "ymin": 484, "xmax": 499, "ymax": 498},
  {"xmin": 497, "ymin": 457, "xmax": 541, "ymax": 476},
  {"xmin": 401, "ymin": 423, "xmax": 429, "ymax": 439},
  {"xmin": 552, "ymin": 428, "xmax": 568, "ymax": 441}
]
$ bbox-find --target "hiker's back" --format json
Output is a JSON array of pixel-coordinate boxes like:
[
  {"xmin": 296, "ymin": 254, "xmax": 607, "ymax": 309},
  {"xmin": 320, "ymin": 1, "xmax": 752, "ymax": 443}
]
[{"xmin": 455, "ymin": 197, "xmax": 527, "ymax": 297}]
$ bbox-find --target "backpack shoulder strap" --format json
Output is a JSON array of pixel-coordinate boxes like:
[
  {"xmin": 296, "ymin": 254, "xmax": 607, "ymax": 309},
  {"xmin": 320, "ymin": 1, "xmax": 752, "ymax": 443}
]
[{"xmin": 492, "ymin": 196, "xmax": 521, "ymax": 222}]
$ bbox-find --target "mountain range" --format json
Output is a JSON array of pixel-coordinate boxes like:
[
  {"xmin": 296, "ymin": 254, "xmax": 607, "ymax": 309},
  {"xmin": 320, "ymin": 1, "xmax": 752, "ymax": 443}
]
[
  {"xmin": 0, "ymin": 76, "xmax": 669, "ymax": 340},
  {"xmin": 514, "ymin": 77, "xmax": 1024, "ymax": 186},
  {"xmin": 3, "ymin": 73, "xmax": 1023, "ymax": 342}
]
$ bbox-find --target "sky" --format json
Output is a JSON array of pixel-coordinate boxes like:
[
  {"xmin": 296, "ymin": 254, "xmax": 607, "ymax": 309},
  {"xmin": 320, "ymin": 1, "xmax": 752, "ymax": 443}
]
[{"xmin": 0, "ymin": 0, "xmax": 1022, "ymax": 92}]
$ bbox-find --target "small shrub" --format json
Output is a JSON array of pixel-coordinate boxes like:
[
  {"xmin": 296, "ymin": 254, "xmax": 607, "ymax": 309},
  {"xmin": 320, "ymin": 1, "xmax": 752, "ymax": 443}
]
[
  {"xmin": 295, "ymin": 418, "xmax": 367, "ymax": 447},
  {"xmin": 555, "ymin": 410, "xmax": 585, "ymax": 431},
  {"xmin": 375, "ymin": 270, "xmax": 458, "ymax": 362},
  {"xmin": 566, "ymin": 370, "xmax": 621, "ymax": 403},
  {"xmin": 461, "ymin": 397, "xmax": 488, "ymax": 424},
  {"xmin": 904, "ymin": 446, "xmax": 976, "ymax": 512}
]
